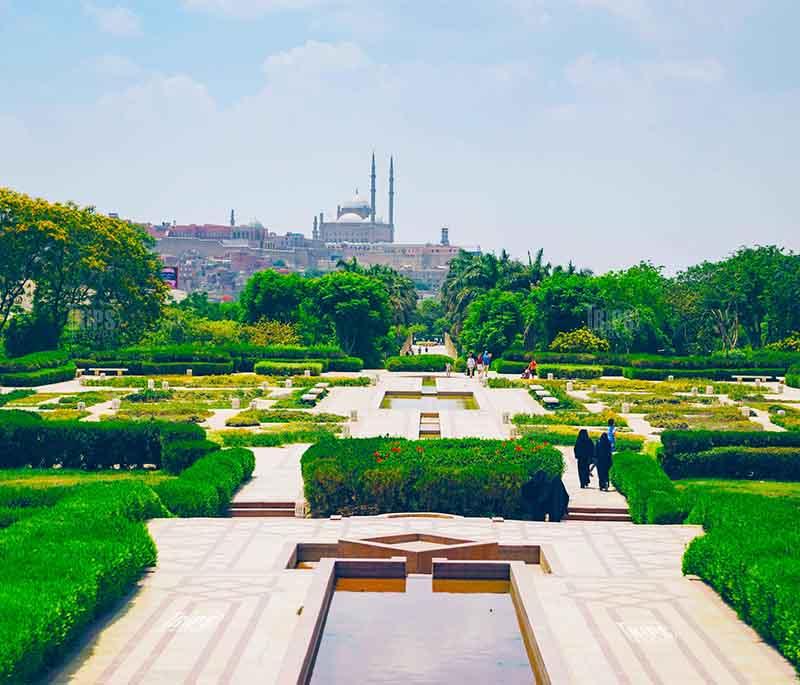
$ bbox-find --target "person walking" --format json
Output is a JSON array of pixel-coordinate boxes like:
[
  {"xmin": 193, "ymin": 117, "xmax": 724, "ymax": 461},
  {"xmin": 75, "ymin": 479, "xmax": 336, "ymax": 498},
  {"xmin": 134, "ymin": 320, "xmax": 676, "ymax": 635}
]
[
  {"xmin": 595, "ymin": 433, "xmax": 613, "ymax": 492},
  {"xmin": 466, "ymin": 353, "xmax": 476, "ymax": 378},
  {"xmin": 607, "ymin": 418, "xmax": 617, "ymax": 452},
  {"xmin": 482, "ymin": 350, "xmax": 492, "ymax": 376},
  {"xmin": 574, "ymin": 429, "xmax": 594, "ymax": 489},
  {"xmin": 476, "ymin": 352, "xmax": 484, "ymax": 376},
  {"xmin": 445, "ymin": 361, "xmax": 452, "ymax": 378}
]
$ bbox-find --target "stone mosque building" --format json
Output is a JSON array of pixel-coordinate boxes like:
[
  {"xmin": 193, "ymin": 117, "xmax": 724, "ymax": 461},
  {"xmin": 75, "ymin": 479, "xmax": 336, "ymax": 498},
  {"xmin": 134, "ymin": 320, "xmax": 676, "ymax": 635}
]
[{"xmin": 312, "ymin": 154, "xmax": 395, "ymax": 243}]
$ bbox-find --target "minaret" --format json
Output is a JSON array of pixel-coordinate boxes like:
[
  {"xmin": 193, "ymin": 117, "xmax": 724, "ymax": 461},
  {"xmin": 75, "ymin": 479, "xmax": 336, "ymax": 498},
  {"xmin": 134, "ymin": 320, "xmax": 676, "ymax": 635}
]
[
  {"xmin": 370, "ymin": 152, "xmax": 376, "ymax": 222},
  {"xmin": 230, "ymin": 209, "xmax": 235, "ymax": 227},
  {"xmin": 313, "ymin": 216, "xmax": 318, "ymax": 240},
  {"xmin": 388, "ymin": 156, "xmax": 395, "ymax": 228}
]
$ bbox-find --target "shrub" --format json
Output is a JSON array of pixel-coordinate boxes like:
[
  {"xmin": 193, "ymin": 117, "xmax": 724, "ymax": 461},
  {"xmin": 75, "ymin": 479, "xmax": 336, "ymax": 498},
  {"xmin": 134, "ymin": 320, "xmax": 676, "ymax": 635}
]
[
  {"xmin": 125, "ymin": 388, "xmax": 174, "ymax": 402},
  {"xmin": 0, "ymin": 414, "xmax": 204, "ymax": 469},
  {"xmin": 517, "ymin": 426, "xmax": 645, "ymax": 451},
  {"xmin": 0, "ymin": 351, "xmax": 70, "ymax": 373},
  {"xmin": 0, "ymin": 362, "xmax": 77, "ymax": 386},
  {"xmin": 537, "ymin": 364, "xmax": 603, "ymax": 379},
  {"xmin": 225, "ymin": 409, "xmax": 345, "ymax": 427},
  {"xmin": 765, "ymin": 332, "xmax": 800, "ymax": 352},
  {"xmin": 155, "ymin": 447, "xmax": 255, "ymax": 516},
  {"xmin": 787, "ymin": 365, "xmax": 800, "ymax": 388},
  {"xmin": 253, "ymin": 360, "xmax": 323, "ymax": 376},
  {"xmin": 384, "ymin": 355, "xmax": 454, "ymax": 372},
  {"xmin": 218, "ymin": 427, "xmax": 339, "ymax": 447},
  {"xmin": 549, "ymin": 327, "xmax": 610, "ymax": 353},
  {"xmin": 660, "ymin": 429, "xmax": 800, "ymax": 460},
  {"xmin": 162, "ymin": 439, "xmax": 220, "ymax": 474},
  {"xmin": 0, "ymin": 481, "xmax": 165, "ymax": 683},
  {"xmin": 682, "ymin": 492, "xmax": 800, "ymax": 670},
  {"xmin": 622, "ymin": 366, "xmax": 786, "ymax": 381},
  {"xmin": 609, "ymin": 451, "xmax": 684, "ymax": 524},
  {"xmin": 492, "ymin": 360, "xmax": 527, "ymax": 374},
  {"xmin": 660, "ymin": 446, "xmax": 800, "ymax": 481},
  {"xmin": 301, "ymin": 436, "xmax": 564, "ymax": 519},
  {"xmin": 327, "ymin": 356, "xmax": 364, "ymax": 372}
]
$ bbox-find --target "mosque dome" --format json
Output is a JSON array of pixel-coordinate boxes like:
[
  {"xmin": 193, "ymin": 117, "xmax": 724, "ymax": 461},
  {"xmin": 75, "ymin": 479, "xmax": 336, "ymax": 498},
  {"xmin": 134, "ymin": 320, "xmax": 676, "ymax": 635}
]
[{"xmin": 338, "ymin": 212, "xmax": 367, "ymax": 223}]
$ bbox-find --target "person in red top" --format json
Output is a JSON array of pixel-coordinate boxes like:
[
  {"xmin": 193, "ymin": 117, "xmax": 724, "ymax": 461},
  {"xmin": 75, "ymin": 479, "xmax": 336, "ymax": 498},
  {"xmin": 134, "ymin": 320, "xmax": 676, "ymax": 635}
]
[{"xmin": 521, "ymin": 358, "xmax": 537, "ymax": 379}]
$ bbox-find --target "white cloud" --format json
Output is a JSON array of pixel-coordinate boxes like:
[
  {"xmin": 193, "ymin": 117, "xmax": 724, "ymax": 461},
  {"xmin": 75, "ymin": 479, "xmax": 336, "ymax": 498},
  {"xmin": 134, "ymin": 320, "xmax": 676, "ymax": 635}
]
[
  {"xmin": 92, "ymin": 54, "xmax": 143, "ymax": 79},
  {"xmin": 263, "ymin": 40, "xmax": 368, "ymax": 80},
  {"xmin": 182, "ymin": 0, "xmax": 326, "ymax": 18},
  {"xmin": 83, "ymin": 2, "xmax": 141, "ymax": 36}
]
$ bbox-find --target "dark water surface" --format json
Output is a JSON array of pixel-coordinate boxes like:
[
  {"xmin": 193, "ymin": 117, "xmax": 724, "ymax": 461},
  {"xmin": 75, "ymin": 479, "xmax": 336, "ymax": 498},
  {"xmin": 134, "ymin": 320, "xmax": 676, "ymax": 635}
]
[
  {"xmin": 379, "ymin": 392, "xmax": 479, "ymax": 410},
  {"xmin": 310, "ymin": 576, "xmax": 534, "ymax": 684}
]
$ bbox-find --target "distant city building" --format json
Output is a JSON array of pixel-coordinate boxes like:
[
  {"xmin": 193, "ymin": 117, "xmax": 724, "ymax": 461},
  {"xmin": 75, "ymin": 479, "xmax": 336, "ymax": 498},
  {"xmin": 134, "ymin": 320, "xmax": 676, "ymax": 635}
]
[{"xmin": 141, "ymin": 153, "xmax": 479, "ymax": 299}]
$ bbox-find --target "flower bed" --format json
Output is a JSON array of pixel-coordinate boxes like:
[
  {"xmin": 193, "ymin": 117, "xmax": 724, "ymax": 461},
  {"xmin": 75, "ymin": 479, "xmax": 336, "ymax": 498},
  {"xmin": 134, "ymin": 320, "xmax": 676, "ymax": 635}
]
[
  {"xmin": 225, "ymin": 409, "xmax": 345, "ymax": 427},
  {"xmin": 301, "ymin": 436, "xmax": 564, "ymax": 519}
]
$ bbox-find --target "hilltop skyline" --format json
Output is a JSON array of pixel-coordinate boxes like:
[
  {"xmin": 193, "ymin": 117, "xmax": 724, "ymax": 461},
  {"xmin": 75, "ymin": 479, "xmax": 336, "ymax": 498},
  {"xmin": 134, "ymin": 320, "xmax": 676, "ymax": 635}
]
[{"xmin": 1, "ymin": 1, "xmax": 799, "ymax": 272}]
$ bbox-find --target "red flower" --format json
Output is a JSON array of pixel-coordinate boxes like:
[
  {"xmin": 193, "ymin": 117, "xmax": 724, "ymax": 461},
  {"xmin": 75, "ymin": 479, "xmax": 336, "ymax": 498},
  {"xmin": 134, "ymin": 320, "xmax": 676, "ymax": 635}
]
[
  {"xmin": 391, "ymin": 447, "xmax": 401, "ymax": 453},
  {"xmin": 514, "ymin": 445, "xmax": 523, "ymax": 452},
  {"xmin": 416, "ymin": 446, "xmax": 424, "ymax": 453},
  {"xmin": 376, "ymin": 457, "xmax": 384, "ymax": 463},
  {"xmin": 373, "ymin": 451, "xmax": 381, "ymax": 457}
]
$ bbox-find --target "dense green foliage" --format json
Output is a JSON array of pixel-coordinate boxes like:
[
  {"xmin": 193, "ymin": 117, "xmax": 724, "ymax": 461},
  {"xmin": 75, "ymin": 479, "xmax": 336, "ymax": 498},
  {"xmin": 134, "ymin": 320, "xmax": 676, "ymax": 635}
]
[
  {"xmin": 661, "ymin": 447, "xmax": 800, "ymax": 481},
  {"xmin": 622, "ymin": 366, "xmax": 785, "ymax": 381},
  {"xmin": 517, "ymin": 426, "xmax": 645, "ymax": 451},
  {"xmin": 661, "ymin": 430, "xmax": 800, "ymax": 462},
  {"xmin": 609, "ymin": 452, "xmax": 685, "ymax": 524},
  {"xmin": 384, "ymin": 354, "xmax": 453, "ymax": 371},
  {"xmin": 682, "ymin": 492, "xmax": 800, "ymax": 671},
  {"xmin": 301, "ymin": 436, "xmax": 564, "ymax": 519},
  {"xmin": 0, "ymin": 187, "xmax": 167, "ymax": 351},
  {"xmin": 0, "ymin": 413, "xmax": 203, "ymax": 470},
  {"xmin": 154, "ymin": 448, "xmax": 255, "ymax": 517},
  {"xmin": 788, "ymin": 364, "xmax": 800, "ymax": 388},
  {"xmin": 0, "ymin": 481, "xmax": 166, "ymax": 682},
  {"xmin": 253, "ymin": 360, "xmax": 322, "ymax": 376},
  {"xmin": 218, "ymin": 427, "xmax": 339, "ymax": 447},
  {"xmin": 443, "ymin": 246, "xmax": 800, "ymax": 358}
]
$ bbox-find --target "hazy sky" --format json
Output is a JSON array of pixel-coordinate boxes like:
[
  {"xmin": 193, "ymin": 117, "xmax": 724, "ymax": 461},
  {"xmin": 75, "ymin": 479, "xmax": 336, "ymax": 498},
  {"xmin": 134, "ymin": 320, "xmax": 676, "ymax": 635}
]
[{"xmin": 2, "ymin": 0, "xmax": 799, "ymax": 272}]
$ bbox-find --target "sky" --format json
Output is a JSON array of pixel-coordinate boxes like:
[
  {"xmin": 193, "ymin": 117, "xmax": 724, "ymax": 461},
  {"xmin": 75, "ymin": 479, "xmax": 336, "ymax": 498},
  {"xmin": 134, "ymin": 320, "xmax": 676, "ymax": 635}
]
[{"xmin": 1, "ymin": 0, "xmax": 799, "ymax": 273}]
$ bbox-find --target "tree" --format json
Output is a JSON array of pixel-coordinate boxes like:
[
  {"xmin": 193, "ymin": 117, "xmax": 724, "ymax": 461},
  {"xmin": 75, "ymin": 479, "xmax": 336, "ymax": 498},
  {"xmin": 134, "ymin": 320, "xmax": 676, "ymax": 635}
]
[
  {"xmin": 459, "ymin": 289, "xmax": 524, "ymax": 357},
  {"xmin": 336, "ymin": 258, "xmax": 418, "ymax": 325},
  {"xmin": 239, "ymin": 270, "xmax": 307, "ymax": 324},
  {"xmin": 313, "ymin": 271, "xmax": 392, "ymax": 365}
]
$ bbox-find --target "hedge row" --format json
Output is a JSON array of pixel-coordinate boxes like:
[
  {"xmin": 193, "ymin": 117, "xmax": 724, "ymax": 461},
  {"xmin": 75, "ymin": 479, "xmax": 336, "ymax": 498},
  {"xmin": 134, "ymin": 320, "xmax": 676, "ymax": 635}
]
[
  {"xmin": 660, "ymin": 446, "xmax": 800, "ymax": 481},
  {"xmin": 660, "ymin": 429, "xmax": 800, "ymax": 460},
  {"xmin": 0, "ymin": 362, "xmax": 77, "ymax": 386},
  {"xmin": 0, "ymin": 350, "xmax": 71, "ymax": 373},
  {"xmin": 155, "ymin": 447, "xmax": 255, "ymax": 516},
  {"xmin": 0, "ymin": 412, "xmax": 205, "ymax": 470},
  {"xmin": 75, "ymin": 344, "xmax": 352, "ymax": 373},
  {"xmin": 517, "ymin": 426, "xmax": 646, "ymax": 451},
  {"xmin": 609, "ymin": 452, "xmax": 685, "ymax": 524},
  {"xmin": 254, "ymin": 360, "xmax": 323, "ymax": 376},
  {"xmin": 0, "ymin": 390, "xmax": 35, "ymax": 406},
  {"xmin": 787, "ymin": 365, "xmax": 800, "ymax": 388},
  {"xmin": 301, "ymin": 436, "xmax": 565, "ymax": 519},
  {"xmin": 622, "ymin": 367, "xmax": 786, "ymax": 381},
  {"xmin": 683, "ymin": 492, "xmax": 800, "ymax": 671},
  {"xmin": 501, "ymin": 349, "xmax": 800, "ymax": 371},
  {"xmin": 0, "ymin": 481, "xmax": 165, "ymax": 682},
  {"xmin": 384, "ymin": 354, "xmax": 454, "ymax": 372}
]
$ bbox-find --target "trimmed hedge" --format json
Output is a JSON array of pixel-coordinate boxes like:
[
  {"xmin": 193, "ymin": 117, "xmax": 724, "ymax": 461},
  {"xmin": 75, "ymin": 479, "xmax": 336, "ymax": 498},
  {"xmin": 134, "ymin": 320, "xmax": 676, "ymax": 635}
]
[
  {"xmin": 0, "ymin": 389, "xmax": 35, "ymax": 406},
  {"xmin": 0, "ymin": 362, "xmax": 77, "ymax": 386},
  {"xmin": 787, "ymin": 365, "xmax": 800, "ymax": 388},
  {"xmin": 683, "ymin": 492, "xmax": 800, "ymax": 671},
  {"xmin": 253, "ymin": 360, "xmax": 323, "ymax": 376},
  {"xmin": 155, "ymin": 447, "xmax": 255, "ymax": 516},
  {"xmin": 0, "ymin": 481, "xmax": 165, "ymax": 682},
  {"xmin": 492, "ymin": 360, "xmax": 527, "ymax": 374},
  {"xmin": 162, "ymin": 439, "xmax": 219, "ymax": 474},
  {"xmin": 301, "ymin": 436, "xmax": 565, "ymax": 519},
  {"xmin": 609, "ymin": 451, "xmax": 685, "ymax": 524},
  {"xmin": 327, "ymin": 356, "xmax": 364, "ymax": 372},
  {"xmin": 384, "ymin": 355, "xmax": 454, "ymax": 372},
  {"xmin": 538, "ymin": 364, "xmax": 603, "ymax": 379},
  {"xmin": 0, "ymin": 350, "xmax": 70, "ymax": 373},
  {"xmin": 518, "ymin": 426, "xmax": 645, "ymax": 451},
  {"xmin": 622, "ymin": 366, "xmax": 785, "ymax": 381},
  {"xmin": 0, "ymin": 413, "xmax": 204, "ymax": 470},
  {"xmin": 660, "ymin": 446, "xmax": 800, "ymax": 481},
  {"xmin": 661, "ymin": 429, "xmax": 800, "ymax": 461}
]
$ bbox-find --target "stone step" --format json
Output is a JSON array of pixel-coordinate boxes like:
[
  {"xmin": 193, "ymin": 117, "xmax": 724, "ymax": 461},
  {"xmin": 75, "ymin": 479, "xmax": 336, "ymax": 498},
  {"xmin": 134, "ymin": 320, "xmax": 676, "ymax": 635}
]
[
  {"xmin": 564, "ymin": 512, "xmax": 633, "ymax": 522},
  {"xmin": 230, "ymin": 501, "xmax": 294, "ymax": 509},
  {"xmin": 569, "ymin": 506, "xmax": 629, "ymax": 515},
  {"xmin": 229, "ymin": 507, "xmax": 295, "ymax": 518}
]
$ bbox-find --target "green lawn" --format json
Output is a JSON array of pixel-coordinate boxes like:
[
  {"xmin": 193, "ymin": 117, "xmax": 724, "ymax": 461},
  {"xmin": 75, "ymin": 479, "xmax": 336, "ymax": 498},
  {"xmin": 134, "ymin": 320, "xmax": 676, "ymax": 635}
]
[
  {"xmin": 675, "ymin": 478, "xmax": 800, "ymax": 499},
  {"xmin": 0, "ymin": 469, "xmax": 174, "ymax": 489}
]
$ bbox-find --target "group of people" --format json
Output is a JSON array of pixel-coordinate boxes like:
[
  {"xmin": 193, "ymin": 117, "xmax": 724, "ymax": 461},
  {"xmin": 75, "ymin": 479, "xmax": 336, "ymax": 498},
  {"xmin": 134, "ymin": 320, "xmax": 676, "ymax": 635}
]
[
  {"xmin": 404, "ymin": 346, "xmax": 430, "ymax": 355},
  {"xmin": 465, "ymin": 350, "xmax": 492, "ymax": 377},
  {"xmin": 573, "ymin": 419, "xmax": 617, "ymax": 491}
]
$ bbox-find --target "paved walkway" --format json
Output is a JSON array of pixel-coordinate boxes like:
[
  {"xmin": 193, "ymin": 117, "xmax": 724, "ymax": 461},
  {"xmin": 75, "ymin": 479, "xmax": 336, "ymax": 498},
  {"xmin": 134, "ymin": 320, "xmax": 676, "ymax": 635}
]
[
  {"xmin": 52, "ymin": 517, "xmax": 795, "ymax": 684},
  {"xmin": 559, "ymin": 446, "xmax": 629, "ymax": 511},
  {"xmin": 231, "ymin": 445, "xmax": 307, "ymax": 505}
]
